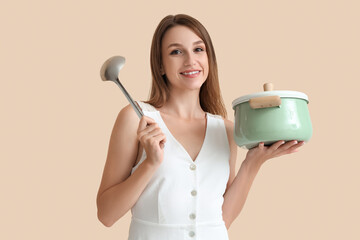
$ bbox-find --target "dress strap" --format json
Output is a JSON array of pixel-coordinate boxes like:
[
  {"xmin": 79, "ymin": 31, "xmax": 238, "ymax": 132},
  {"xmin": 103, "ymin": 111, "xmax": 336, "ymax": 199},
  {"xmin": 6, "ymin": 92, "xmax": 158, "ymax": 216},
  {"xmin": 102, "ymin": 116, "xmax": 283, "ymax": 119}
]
[
  {"xmin": 206, "ymin": 112, "xmax": 223, "ymax": 120},
  {"xmin": 136, "ymin": 101, "xmax": 158, "ymax": 112}
]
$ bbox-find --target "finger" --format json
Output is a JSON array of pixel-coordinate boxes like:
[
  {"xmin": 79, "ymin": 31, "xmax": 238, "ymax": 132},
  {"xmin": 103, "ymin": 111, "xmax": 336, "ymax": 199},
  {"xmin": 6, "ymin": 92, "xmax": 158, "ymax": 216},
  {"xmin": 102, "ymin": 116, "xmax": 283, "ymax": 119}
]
[
  {"xmin": 258, "ymin": 142, "xmax": 265, "ymax": 149},
  {"xmin": 138, "ymin": 124, "xmax": 157, "ymax": 136},
  {"xmin": 137, "ymin": 120, "xmax": 159, "ymax": 140},
  {"xmin": 139, "ymin": 127, "xmax": 165, "ymax": 147},
  {"xmin": 137, "ymin": 116, "xmax": 156, "ymax": 132},
  {"xmin": 146, "ymin": 133, "xmax": 166, "ymax": 149},
  {"xmin": 137, "ymin": 117, "xmax": 148, "ymax": 132},
  {"xmin": 287, "ymin": 141, "xmax": 305, "ymax": 153},
  {"xmin": 160, "ymin": 138, "xmax": 166, "ymax": 145},
  {"xmin": 145, "ymin": 127, "xmax": 163, "ymax": 138},
  {"xmin": 280, "ymin": 140, "xmax": 297, "ymax": 149},
  {"xmin": 276, "ymin": 140, "xmax": 301, "ymax": 155},
  {"xmin": 269, "ymin": 140, "xmax": 285, "ymax": 151},
  {"xmin": 154, "ymin": 133, "xmax": 167, "ymax": 145},
  {"xmin": 159, "ymin": 134, "xmax": 167, "ymax": 147},
  {"xmin": 137, "ymin": 124, "xmax": 155, "ymax": 140}
]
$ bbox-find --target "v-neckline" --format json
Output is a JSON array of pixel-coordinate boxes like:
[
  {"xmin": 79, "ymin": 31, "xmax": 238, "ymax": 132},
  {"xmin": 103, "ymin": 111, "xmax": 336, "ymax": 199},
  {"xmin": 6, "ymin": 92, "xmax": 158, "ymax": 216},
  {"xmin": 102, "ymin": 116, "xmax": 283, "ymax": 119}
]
[{"xmin": 156, "ymin": 111, "xmax": 209, "ymax": 163}]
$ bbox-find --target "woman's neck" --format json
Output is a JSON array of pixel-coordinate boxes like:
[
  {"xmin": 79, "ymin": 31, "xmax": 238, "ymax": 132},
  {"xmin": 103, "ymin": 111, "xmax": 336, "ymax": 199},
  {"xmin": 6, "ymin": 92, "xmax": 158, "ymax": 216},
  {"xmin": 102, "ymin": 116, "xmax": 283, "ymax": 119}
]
[{"xmin": 158, "ymin": 88, "xmax": 205, "ymax": 119}]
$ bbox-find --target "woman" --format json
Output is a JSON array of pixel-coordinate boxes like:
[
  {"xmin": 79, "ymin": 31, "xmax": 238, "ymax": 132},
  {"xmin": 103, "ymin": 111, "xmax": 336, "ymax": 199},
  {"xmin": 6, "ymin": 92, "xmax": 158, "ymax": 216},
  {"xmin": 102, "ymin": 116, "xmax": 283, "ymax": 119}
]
[{"xmin": 96, "ymin": 14, "xmax": 304, "ymax": 240}]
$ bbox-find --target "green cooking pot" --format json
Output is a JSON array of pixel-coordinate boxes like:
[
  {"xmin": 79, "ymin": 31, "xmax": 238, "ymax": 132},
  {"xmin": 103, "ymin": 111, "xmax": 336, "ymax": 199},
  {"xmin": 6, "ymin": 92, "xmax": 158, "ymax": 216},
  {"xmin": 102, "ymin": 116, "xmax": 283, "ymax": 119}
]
[{"xmin": 232, "ymin": 83, "xmax": 312, "ymax": 149}]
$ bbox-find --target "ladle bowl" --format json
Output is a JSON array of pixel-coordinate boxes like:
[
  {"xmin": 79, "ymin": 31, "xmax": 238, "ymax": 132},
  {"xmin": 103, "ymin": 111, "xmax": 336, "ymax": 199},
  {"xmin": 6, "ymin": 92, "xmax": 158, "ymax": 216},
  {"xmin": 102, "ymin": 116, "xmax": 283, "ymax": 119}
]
[{"xmin": 100, "ymin": 56, "xmax": 143, "ymax": 118}]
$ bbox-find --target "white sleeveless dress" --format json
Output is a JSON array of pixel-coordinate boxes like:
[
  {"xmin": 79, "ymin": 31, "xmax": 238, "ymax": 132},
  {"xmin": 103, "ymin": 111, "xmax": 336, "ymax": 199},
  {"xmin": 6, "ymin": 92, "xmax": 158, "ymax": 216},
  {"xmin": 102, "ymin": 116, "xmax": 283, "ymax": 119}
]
[{"xmin": 128, "ymin": 101, "xmax": 230, "ymax": 240}]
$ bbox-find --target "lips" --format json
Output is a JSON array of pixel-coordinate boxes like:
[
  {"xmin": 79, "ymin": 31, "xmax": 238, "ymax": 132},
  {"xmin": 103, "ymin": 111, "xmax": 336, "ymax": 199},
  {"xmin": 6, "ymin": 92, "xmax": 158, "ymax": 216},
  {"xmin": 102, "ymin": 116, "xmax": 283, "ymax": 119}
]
[{"xmin": 180, "ymin": 70, "xmax": 201, "ymax": 77}]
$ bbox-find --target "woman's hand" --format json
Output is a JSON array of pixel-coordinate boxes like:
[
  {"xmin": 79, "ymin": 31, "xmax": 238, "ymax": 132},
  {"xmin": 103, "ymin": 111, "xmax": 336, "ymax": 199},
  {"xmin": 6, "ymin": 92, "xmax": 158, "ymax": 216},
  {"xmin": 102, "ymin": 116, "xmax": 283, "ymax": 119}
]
[
  {"xmin": 244, "ymin": 140, "xmax": 305, "ymax": 170},
  {"xmin": 137, "ymin": 116, "xmax": 167, "ymax": 167}
]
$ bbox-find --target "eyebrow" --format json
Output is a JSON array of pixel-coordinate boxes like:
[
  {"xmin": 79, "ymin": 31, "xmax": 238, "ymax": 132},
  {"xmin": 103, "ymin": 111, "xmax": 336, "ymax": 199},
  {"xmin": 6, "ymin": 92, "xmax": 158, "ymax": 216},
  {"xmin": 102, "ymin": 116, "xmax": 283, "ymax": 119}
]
[{"xmin": 167, "ymin": 40, "xmax": 205, "ymax": 49}]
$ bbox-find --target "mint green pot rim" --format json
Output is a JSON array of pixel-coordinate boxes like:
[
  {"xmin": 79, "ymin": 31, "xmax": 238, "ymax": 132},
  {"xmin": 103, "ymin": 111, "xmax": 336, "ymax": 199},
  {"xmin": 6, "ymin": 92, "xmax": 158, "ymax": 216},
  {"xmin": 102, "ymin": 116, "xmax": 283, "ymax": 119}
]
[{"xmin": 232, "ymin": 90, "xmax": 309, "ymax": 108}]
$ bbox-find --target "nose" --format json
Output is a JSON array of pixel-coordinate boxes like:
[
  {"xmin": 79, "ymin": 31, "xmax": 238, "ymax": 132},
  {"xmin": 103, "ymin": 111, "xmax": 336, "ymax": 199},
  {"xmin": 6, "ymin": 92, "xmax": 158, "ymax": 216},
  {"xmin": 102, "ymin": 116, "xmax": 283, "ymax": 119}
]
[{"xmin": 184, "ymin": 52, "xmax": 196, "ymax": 66}]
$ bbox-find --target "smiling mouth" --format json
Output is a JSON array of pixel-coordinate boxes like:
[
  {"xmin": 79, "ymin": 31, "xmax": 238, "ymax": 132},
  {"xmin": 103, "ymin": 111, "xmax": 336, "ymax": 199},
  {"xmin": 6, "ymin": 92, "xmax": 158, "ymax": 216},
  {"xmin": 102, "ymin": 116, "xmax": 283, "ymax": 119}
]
[{"xmin": 180, "ymin": 70, "xmax": 201, "ymax": 76}]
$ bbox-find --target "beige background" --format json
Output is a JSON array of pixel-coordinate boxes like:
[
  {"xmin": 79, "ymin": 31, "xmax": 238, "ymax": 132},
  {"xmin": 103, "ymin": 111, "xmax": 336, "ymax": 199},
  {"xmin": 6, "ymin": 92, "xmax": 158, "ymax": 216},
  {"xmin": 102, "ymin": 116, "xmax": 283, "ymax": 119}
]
[{"xmin": 1, "ymin": 0, "xmax": 359, "ymax": 239}]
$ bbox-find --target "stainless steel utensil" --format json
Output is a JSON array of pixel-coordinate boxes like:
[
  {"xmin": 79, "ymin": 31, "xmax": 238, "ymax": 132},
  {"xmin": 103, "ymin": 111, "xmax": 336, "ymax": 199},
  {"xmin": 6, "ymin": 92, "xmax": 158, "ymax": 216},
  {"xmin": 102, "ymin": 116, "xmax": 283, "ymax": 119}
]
[{"xmin": 100, "ymin": 56, "xmax": 144, "ymax": 118}]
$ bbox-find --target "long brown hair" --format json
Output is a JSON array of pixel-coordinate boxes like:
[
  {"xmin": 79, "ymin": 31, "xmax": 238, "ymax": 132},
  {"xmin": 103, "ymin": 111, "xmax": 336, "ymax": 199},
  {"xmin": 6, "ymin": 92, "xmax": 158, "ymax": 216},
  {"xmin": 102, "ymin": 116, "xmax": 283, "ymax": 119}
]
[{"xmin": 146, "ymin": 14, "xmax": 227, "ymax": 118}]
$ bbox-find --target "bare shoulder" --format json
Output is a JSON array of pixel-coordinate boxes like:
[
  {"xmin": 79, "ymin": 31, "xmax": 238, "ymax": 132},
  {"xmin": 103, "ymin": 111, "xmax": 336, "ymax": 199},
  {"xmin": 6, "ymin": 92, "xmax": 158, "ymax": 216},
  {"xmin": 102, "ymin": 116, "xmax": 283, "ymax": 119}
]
[
  {"xmin": 97, "ymin": 104, "xmax": 140, "ymax": 200},
  {"xmin": 109, "ymin": 103, "xmax": 140, "ymax": 167},
  {"xmin": 109, "ymin": 104, "xmax": 140, "ymax": 148},
  {"xmin": 223, "ymin": 118, "xmax": 234, "ymax": 131},
  {"xmin": 223, "ymin": 118, "xmax": 237, "ymax": 153},
  {"xmin": 116, "ymin": 104, "xmax": 140, "ymax": 127},
  {"xmin": 223, "ymin": 118, "xmax": 235, "ymax": 142}
]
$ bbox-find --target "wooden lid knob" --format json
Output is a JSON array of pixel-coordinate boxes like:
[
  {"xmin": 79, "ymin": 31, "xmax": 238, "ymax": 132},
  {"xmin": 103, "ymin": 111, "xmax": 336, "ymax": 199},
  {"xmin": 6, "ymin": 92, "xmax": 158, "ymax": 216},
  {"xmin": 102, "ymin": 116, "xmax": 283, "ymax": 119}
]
[{"xmin": 263, "ymin": 83, "xmax": 274, "ymax": 91}]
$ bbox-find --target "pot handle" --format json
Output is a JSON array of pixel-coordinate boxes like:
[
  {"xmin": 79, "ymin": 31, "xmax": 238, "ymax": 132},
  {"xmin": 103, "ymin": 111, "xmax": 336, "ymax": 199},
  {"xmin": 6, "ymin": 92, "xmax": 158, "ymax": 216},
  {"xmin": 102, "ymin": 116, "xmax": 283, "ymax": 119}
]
[
  {"xmin": 263, "ymin": 83, "xmax": 274, "ymax": 91},
  {"xmin": 249, "ymin": 95, "xmax": 281, "ymax": 109}
]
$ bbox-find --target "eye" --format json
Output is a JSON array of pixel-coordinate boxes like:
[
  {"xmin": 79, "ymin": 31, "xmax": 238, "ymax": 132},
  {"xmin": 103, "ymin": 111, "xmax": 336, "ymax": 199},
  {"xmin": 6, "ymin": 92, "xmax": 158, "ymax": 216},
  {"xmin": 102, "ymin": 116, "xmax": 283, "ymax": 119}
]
[
  {"xmin": 194, "ymin": 47, "xmax": 205, "ymax": 52},
  {"xmin": 170, "ymin": 49, "xmax": 182, "ymax": 55}
]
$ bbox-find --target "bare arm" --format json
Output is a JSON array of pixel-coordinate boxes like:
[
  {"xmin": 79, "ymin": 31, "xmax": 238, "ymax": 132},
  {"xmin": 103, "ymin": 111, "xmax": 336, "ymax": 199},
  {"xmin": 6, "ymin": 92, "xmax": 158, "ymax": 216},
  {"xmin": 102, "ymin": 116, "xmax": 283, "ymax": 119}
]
[
  {"xmin": 221, "ymin": 119, "xmax": 238, "ymax": 229},
  {"xmin": 96, "ymin": 105, "xmax": 165, "ymax": 227},
  {"xmin": 222, "ymin": 157, "xmax": 261, "ymax": 229},
  {"xmin": 222, "ymin": 119, "xmax": 304, "ymax": 229}
]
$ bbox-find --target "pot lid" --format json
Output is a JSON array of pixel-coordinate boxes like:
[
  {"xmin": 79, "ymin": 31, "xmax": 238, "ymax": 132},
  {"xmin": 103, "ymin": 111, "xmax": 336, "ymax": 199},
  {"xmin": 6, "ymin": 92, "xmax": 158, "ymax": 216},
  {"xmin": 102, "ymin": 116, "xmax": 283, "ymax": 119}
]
[{"xmin": 232, "ymin": 83, "xmax": 309, "ymax": 109}]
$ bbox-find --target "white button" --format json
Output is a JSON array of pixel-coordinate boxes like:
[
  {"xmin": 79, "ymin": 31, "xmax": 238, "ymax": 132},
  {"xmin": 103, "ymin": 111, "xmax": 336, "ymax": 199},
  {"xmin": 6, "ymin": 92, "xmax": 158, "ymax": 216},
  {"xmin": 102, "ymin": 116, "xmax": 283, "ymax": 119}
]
[
  {"xmin": 189, "ymin": 231, "xmax": 195, "ymax": 237},
  {"xmin": 189, "ymin": 213, "xmax": 196, "ymax": 220},
  {"xmin": 189, "ymin": 164, "xmax": 196, "ymax": 170},
  {"xmin": 191, "ymin": 190, "xmax": 197, "ymax": 196}
]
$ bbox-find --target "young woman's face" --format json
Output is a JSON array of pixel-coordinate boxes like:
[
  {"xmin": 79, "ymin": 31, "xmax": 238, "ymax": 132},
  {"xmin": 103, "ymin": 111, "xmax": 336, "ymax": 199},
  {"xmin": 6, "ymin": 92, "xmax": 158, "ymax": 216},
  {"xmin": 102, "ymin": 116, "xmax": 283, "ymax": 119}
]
[{"xmin": 161, "ymin": 25, "xmax": 209, "ymax": 92}]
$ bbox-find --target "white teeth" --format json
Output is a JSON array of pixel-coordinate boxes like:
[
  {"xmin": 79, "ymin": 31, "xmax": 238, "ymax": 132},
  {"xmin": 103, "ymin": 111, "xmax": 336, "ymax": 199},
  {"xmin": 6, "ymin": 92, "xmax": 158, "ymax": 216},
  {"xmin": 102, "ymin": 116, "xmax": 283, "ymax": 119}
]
[{"xmin": 181, "ymin": 71, "xmax": 200, "ymax": 75}]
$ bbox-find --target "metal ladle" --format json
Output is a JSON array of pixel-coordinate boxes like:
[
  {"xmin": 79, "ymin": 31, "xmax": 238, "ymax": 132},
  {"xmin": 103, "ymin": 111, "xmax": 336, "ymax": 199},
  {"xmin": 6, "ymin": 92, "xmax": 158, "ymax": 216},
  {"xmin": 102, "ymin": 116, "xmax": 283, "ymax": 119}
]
[{"xmin": 100, "ymin": 56, "xmax": 144, "ymax": 118}]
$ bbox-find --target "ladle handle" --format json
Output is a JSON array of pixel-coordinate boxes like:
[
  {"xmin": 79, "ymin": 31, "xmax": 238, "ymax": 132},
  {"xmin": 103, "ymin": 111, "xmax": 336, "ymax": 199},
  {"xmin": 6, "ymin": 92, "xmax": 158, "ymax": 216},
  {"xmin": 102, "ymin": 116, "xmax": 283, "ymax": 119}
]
[{"xmin": 114, "ymin": 78, "xmax": 144, "ymax": 119}]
